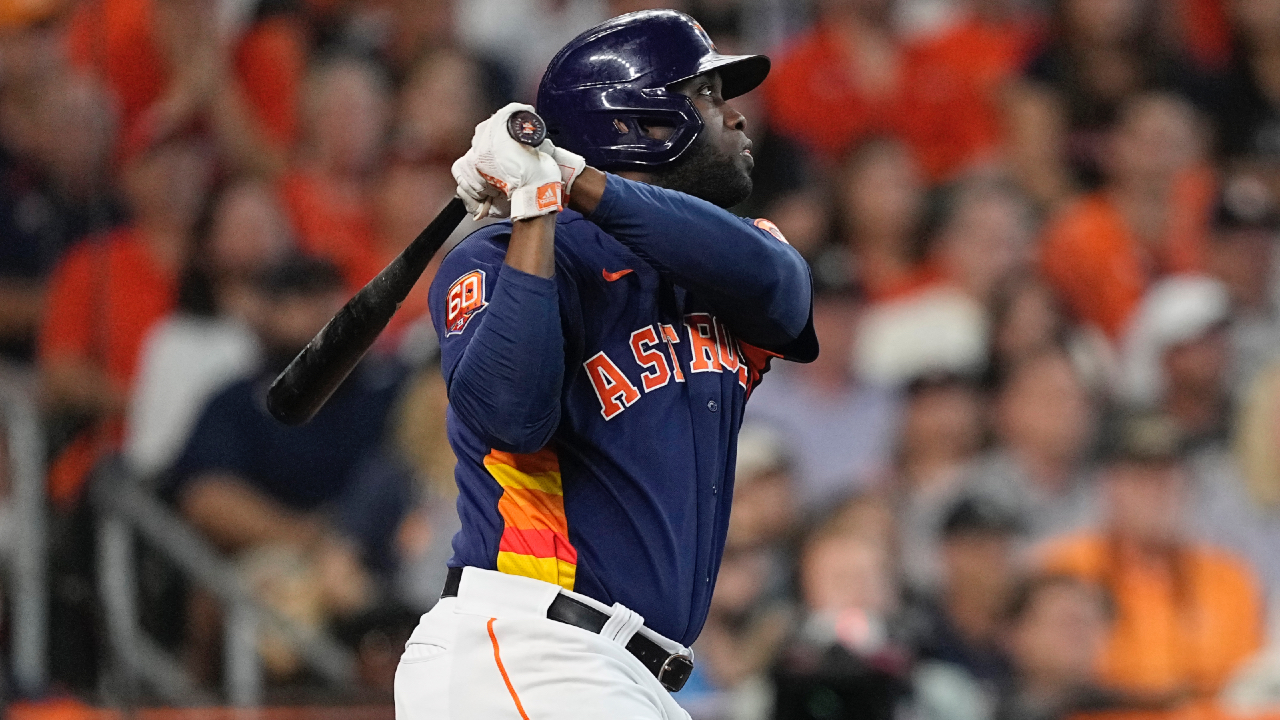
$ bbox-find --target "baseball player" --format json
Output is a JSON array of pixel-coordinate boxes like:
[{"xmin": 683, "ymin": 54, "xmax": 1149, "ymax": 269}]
[{"xmin": 395, "ymin": 10, "xmax": 817, "ymax": 719}]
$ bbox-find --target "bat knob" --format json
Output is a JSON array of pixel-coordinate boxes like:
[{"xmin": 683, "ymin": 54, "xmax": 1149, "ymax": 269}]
[{"xmin": 507, "ymin": 110, "xmax": 547, "ymax": 147}]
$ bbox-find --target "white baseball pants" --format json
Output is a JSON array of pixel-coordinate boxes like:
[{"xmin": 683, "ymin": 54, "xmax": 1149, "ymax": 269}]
[{"xmin": 394, "ymin": 567, "xmax": 693, "ymax": 720}]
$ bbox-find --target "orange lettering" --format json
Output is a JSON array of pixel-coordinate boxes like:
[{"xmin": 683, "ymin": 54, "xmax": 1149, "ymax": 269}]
[
  {"xmin": 583, "ymin": 351, "xmax": 641, "ymax": 420},
  {"xmin": 660, "ymin": 324, "xmax": 685, "ymax": 382},
  {"xmin": 685, "ymin": 313, "xmax": 721, "ymax": 373},
  {"xmin": 630, "ymin": 326, "xmax": 672, "ymax": 393}
]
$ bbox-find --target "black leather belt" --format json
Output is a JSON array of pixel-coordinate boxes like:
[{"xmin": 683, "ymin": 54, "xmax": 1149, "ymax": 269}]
[{"xmin": 441, "ymin": 567, "xmax": 694, "ymax": 692}]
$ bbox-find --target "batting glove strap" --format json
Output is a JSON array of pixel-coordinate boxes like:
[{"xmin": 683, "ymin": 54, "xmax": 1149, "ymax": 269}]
[
  {"xmin": 510, "ymin": 180, "xmax": 564, "ymax": 220},
  {"xmin": 539, "ymin": 140, "xmax": 587, "ymax": 195}
]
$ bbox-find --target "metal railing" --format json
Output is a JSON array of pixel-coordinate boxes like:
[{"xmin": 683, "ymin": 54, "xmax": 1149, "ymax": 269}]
[
  {"xmin": 0, "ymin": 375, "xmax": 49, "ymax": 698},
  {"xmin": 91, "ymin": 459, "xmax": 357, "ymax": 706}
]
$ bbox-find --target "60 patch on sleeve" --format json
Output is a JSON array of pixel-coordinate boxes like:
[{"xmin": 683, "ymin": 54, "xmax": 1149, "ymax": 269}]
[{"xmin": 446, "ymin": 269, "xmax": 488, "ymax": 336}]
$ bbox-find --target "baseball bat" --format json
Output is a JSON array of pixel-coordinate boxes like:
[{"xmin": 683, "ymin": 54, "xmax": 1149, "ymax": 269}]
[{"xmin": 266, "ymin": 110, "xmax": 548, "ymax": 426}]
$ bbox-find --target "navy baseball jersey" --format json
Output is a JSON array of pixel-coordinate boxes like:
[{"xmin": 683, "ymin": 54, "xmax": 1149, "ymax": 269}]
[{"xmin": 429, "ymin": 174, "xmax": 815, "ymax": 645}]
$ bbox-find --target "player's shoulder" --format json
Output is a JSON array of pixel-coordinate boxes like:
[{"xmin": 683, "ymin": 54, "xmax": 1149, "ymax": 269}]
[
  {"xmin": 552, "ymin": 209, "xmax": 623, "ymax": 267},
  {"xmin": 431, "ymin": 222, "xmax": 511, "ymax": 289},
  {"xmin": 445, "ymin": 221, "xmax": 514, "ymax": 263},
  {"xmin": 745, "ymin": 217, "xmax": 791, "ymax": 245}
]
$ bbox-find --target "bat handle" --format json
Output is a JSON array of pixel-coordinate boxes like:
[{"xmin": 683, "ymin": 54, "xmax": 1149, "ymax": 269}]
[{"xmin": 507, "ymin": 110, "xmax": 547, "ymax": 147}]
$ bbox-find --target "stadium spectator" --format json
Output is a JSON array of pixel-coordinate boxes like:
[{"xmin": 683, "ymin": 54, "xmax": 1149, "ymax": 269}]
[
  {"xmin": 987, "ymin": 275, "xmax": 1075, "ymax": 376},
  {"xmin": 1211, "ymin": 0, "xmax": 1280, "ymax": 183},
  {"xmin": 393, "ymin": 46, "xmax": 491, "ymax": 166},
  {"xmin": 724, "ymin": 423, "xmax": 800, "ymax": 550},
  {"xmin": 1117, "ymin": 280, "xmax": 1280, "ymax": 593},
  {"xmin": 13, "ymin": 0, "xmax": 1280, "ymax": 706},
  {"xmin": 850, "ymin": 176, "xmax": 1033, "ymax": 390},
  {"xmin": 894, "ymin": 373, "xmax": 987, "ymax": 593},
  {"xmin": 370, "ymin": 0, "xmax": 464, "ymax": 80},
  {"xmin": 1039, "ymin": 93, "xmax": 1214, "ymax": 341},
  {"xmin": 1007, "ymin": 0, "xmax": 1213, "ymax": 204},
  {"xmin": 897, "ymin": 0, "xmax": 1041, "ymax": 180},
  {"xmin": 745, "ymin": 290, "xmax": 900, "ymax": 506},
  {"xmin": 66, "ymin": 0, "xmax": 306, "ymax": 177},
  {"xmin": 1038, "ymin": 412, "xmax": 1265, "ymax": 701},
  {"xmin": 1205, "ymin": 173, "xmax": 1280, "ymax": 396},
  {"xmin": 388, "ymin": 356, "xmax": 460, "ymax": 609},
  {"xmin": 926, "ymin": 177, "xmax": 1036, "ymax": 306},
  {"xmin": 689, "ymin": 429, "xmax": 800, "ymax": 718},
  {"xmin": 124, "ymin": 181, "xmax": 293, "ymax": 481},
  {"xmin": 170, "ymin": 257, "xmax": 413, "ymax": 676},
  {"xmin": 996, "ymin": 575, "xmax": 1124, "ymax": 720},
  {"xmin": 171, "ymin": 257, "xmax": 411, "ymax": 591},
  {"xmin": 965, "ymin": 350, "xmax": 1098, "ymax": 543},
  {"xmin": 456, "ymin": 0, "xmax": 614, "ymax": 96},
  {"xmin": 374, "ymin": 45, "xmax": 498, "ymax": 346},
  {"xmin": 278, "ymin": 57, "xmax": 390, "ymax": 290},
  {"xmin": 765, "ymin": 0, "xmax": 1036, "ymax": 182},
  {"xmin": 909, "ymin": 495, "xmax": 1024, "ymax": 709},
  {"xmin": 772, "ymin": 513, "xmax": 911, "ymax": 720},
  {"xmin": 763, "ymin": 0, "xmax": 907, "ymax": 166},
  {"xmin": 0, "ymin": 72, "xmax": 121, "ymax": 363},
  {"xmin": 835, "ymin": 137, "xmax": 930, "ymax": 300},
  {"xmin": 1118, "ymin": 276, "xmax": 1232, "ymax": 447},
  {"xmin": 39, "ymin": 133, "xmax": 213, "ymax": 507}
]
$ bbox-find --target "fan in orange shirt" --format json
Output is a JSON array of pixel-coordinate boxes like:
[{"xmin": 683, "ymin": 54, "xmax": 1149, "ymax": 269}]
[
  {"xmin": 1039, "ymin": 93, "xmax": 1215, "ymax": 341},
  {"xmin": 899, "ymin": 0, "xmax": 1041, "ymax": 180},
  {"xmin": 65, "ymin": 0, "xmax": 305, "ymax": 176},
  {"xmin": 278, "ymin": 58, "xmax": 391, "ymax": 291},
  {"xmin": 763, "ymin": 0, "xmax": 907, "ymax": 166},
  {"xmin": 1037, "ymin": 413, "xmax": 1264, "ymax": 702},
  {"xmin": 39, "ymin": 134, "xmax": 214, "ymax": 507},
  {"xmin": 764, "ymin": 0, "xmax": 1037, "ymax": 181}
]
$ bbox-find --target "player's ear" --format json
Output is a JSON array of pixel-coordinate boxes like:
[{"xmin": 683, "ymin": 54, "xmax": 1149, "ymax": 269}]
[{"xmin": 637, "ymin": 119, "xmax": 676, "ymax": 142}]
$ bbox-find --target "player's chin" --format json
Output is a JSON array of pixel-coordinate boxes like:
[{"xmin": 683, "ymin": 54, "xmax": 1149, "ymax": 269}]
[{"xmin": 712, "ymin": 173, "xmax": 753, "ymax": 208}]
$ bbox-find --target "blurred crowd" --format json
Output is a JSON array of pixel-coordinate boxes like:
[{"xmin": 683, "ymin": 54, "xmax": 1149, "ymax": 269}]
[{"xmin": 1, "ymin": 0, "xmax": 1280, "ymax": 718}]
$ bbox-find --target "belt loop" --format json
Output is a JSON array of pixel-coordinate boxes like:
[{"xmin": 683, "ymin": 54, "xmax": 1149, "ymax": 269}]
[{"xmin": 600, "ymin": 603, "xmax": 645, "ymax": 648}]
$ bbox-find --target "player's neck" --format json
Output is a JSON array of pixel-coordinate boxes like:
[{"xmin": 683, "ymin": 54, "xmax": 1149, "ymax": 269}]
[{"xmin": 616, "ymin": 169, "xmax": 654, "ymax": 184}]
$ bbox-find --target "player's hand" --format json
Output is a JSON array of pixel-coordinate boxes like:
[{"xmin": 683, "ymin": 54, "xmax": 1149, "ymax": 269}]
[
  {"xmin": 537, "ymin": 139, "xmax": 587, "ymax": 196},
  {"xmin": 453, "ymin": 154, "xmax": 509, "ymax": 219},
  {"xmin": 454, "ymin": 103, "xmax": 564, "ymax": 221}
]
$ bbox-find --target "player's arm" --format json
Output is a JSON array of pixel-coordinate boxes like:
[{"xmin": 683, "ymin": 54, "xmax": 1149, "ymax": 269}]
[
  {"xmin": 569, "ymin": 169, "xmax": 811, "ymax": 352},
  {"xmin": 437, "ymin": 108, "xmax": 568, "ymax": 452}
]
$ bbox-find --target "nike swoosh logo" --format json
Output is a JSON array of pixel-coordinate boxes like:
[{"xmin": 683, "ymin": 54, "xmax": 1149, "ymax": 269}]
[{"xmin": 602, "ymin": 268, "xmax": 634, "ymax": 282}]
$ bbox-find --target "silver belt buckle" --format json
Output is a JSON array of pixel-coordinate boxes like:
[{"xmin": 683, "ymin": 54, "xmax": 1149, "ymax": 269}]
[{"xmin": 657, "ymin": 653, "xmax": 694, "ymax": 692}]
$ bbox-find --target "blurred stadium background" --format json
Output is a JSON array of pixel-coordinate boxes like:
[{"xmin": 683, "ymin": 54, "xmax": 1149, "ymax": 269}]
[{"xmin": 2, "ymin": 0, "xmax": 1280, "ymax": 718}]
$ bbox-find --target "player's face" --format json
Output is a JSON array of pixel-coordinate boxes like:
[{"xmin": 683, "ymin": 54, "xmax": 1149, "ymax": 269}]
[
  {"xmin": 680, "ymin": 72, "xmax": 754, "ymax": 177},
  {"xmin": 645, "ymin": 71, "xmax": 754, "ymax": 208}
]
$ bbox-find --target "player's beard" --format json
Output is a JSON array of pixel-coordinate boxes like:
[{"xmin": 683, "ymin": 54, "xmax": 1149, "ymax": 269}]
[{"xmin": 649, "ymin": 132, "xmax": 753, "ymax": 209}]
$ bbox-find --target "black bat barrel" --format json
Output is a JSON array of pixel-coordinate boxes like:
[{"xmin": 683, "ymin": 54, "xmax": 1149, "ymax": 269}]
[{"xmin": 266, "ymin": 198, "xmax": 468, "ymax": 425}]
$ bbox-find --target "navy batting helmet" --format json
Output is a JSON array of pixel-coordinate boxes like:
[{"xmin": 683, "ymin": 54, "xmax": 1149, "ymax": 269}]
[{"xmin": 536, "ymin": 10, "xmax": 769, "ymax": 171}]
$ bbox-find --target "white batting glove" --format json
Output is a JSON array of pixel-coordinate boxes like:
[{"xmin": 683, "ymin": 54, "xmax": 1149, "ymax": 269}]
[
  {"xmin": 537, "ymin": 139, "xmax": 587, "ymax": 196},
  {"xmin": 453, "ymin": 152, "xmax": 509, "ymax": 219},
  {"xmin": 455, "ymin": 103, "xmax": 564, "ymax": 221}
]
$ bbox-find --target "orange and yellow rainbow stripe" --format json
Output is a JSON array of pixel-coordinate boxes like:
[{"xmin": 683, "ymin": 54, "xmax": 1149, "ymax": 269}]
[{"xmin": 485, "ymin": 449, "xmax": 577, "ymax": 591}]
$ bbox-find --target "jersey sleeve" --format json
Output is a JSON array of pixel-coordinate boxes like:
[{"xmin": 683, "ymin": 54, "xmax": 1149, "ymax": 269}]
[
  {"xmin": 588, "ymin": 174, "xmax": 815, "ymax": 359},
  {"xmin": 428, "ymin": 225, "xmax": 566, "ymax": 453}
]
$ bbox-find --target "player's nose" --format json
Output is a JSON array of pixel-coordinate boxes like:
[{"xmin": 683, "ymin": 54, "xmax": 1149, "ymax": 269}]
[{"xmin": 723, "ymin": 103, "xmax": 746, "ymax": 133}]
